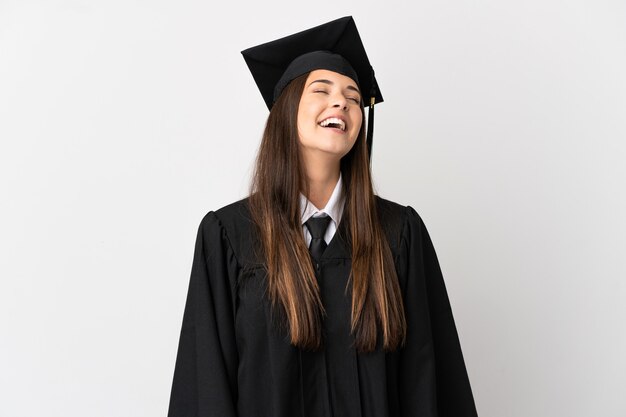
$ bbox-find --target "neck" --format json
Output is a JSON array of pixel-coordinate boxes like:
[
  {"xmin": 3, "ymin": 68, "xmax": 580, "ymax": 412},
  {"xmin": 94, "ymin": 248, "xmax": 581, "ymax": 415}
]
[{"xmin": 302, "ymin": 153, "xmax": 341, "ymax": 209}]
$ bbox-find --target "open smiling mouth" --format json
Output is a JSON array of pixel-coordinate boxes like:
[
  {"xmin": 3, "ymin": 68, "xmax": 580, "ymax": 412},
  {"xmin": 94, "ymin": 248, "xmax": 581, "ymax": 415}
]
[{"xmin": 318, "ymin": 117, "xmax": 346, "ymax": 131}]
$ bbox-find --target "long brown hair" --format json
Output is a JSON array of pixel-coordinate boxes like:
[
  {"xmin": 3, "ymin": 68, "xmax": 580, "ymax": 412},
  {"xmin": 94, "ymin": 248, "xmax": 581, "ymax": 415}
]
[{"xmin": 249, "ymin": 72, "xmax": 406, "ymax": 352}]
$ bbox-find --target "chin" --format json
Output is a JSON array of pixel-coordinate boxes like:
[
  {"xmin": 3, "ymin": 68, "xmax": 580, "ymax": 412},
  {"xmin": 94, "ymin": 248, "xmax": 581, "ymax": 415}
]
[
  {"xmin": 316, "ymin": 140, "xmax": 353, "ymax": 156},
  {"xmin": 299, "ymin": 134, "xmax": 356, "ymax": 157}
]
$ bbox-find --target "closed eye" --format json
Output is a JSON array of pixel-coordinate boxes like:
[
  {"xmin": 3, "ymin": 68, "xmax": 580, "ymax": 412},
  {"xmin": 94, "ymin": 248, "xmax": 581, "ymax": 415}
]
[{"xmin": 312, "ymin": 88, "xmax": 360, "ymax": 104}]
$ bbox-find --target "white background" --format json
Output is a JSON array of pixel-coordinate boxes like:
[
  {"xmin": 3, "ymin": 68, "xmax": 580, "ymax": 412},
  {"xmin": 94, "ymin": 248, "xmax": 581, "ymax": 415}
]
[{"xmin": 1, "ymin": 1, "xmax": 625, "ymax": 416}]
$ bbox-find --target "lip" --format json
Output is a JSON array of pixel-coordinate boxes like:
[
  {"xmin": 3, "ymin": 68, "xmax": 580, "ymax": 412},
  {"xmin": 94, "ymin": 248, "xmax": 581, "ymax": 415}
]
[
  {"xmin": 323, "ymin": 126, "xmax": 347, "ymax": 134},
  {"xmin": 317, "ymin": 114, "xmax": 348, "ymax": 132}
]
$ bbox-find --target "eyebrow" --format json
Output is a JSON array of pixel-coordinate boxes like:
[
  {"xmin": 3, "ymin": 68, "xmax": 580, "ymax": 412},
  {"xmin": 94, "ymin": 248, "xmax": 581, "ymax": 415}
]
[{"xmin": 308, "ymin": 79, "xmax": 361, "ymax": 96}]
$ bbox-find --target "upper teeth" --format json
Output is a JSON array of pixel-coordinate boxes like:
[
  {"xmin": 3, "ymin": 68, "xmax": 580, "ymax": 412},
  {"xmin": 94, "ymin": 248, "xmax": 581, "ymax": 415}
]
[{"xmin": 319, "ymin": 117, "xmax": 346, "ymax": 131}]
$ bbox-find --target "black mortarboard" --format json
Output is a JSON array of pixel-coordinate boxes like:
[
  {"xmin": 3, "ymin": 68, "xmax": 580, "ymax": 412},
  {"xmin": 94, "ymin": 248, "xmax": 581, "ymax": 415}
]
[{"xmin": 241, "ymin": 16, "xmax": 382, "ymax": 160}]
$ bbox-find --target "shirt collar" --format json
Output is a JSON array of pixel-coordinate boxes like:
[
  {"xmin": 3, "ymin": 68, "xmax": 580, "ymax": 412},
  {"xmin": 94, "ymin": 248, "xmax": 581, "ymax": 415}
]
[{"xmin": 299, "ymin": 173, "xmax": 345, "ymax": 226}]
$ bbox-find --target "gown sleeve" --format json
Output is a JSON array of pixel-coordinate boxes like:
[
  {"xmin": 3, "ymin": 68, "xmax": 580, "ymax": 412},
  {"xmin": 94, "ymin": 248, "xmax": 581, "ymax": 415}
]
[
  {"xmin": 168, "ymin": 212, "xmax": 239, "ymax": 417},
  {"xmin": 398, "ymin": 206, "xmax": 478, "ymax": 417}
]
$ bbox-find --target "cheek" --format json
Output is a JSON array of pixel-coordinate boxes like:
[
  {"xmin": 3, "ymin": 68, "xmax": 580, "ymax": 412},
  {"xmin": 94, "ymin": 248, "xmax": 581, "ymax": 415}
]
[
  {"xmin": 296, "ymin": 110, "xmax": 315, "ymax": 145},
  {"xmin": 297, "ymin": 115, "xmax": 309, "ymax": 131},
  {"xmin": 352, "ymin": 112, "xmax": 363, "ymax": 135},
  {"xmin": 296, "ymin": 105, "xmax": 307, "ymax": 128},
  {"xmin": 297, "ymin": 101, "xmax": 311, "ymax": 124}
]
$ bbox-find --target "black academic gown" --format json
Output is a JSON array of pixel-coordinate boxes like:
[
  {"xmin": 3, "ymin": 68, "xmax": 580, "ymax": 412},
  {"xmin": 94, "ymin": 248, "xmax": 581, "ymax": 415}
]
[{"xmin": 168, "ymin": 196, "xmax": 478, "ymax": 417}]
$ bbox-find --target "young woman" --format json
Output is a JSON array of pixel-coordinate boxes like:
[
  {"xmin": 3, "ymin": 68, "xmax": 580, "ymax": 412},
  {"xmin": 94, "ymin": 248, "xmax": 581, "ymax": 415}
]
[{"xmin": 168, "ymin": 16, "xmax": 478, "ymax": 417}]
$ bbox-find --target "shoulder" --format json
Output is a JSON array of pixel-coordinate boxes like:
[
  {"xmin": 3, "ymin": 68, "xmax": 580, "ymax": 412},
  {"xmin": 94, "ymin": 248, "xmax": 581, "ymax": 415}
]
[
  {"xmin": 375, "ymin": 195, "xmax": 407, "ymax": 219},
  {"xmin": 198, "ymin": 197, "xmax": 259, "ymax": 266},
  {"xmin": 374, "ymin": 195, "xmax": 423, "ymax": 226},
  {"xmin": 197, "ymin": 197, "xmax": 251, "ymax": 231},
  {"xmin": 197, "ymin": 197, "xmax": 252, "ymax": 226},
  {"xmin": 214, "ymin": 197, "xmax": 253, "ymax": 226},
  {"xmin": 374, "ymin": 196, "xmax": 426, "ymax": 251}
]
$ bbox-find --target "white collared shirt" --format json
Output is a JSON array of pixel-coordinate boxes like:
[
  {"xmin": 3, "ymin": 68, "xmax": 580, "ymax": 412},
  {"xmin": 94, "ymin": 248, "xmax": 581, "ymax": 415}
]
[{"xmin": 299, "ymin": 173, "xmax": 345, "ymax": 247}]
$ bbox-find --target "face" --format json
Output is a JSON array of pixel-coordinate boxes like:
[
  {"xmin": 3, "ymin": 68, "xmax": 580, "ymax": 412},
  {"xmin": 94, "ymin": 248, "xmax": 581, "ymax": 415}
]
[{"xmin": 297, "ymin": 69, "xmax": 363, "ymax": 159}]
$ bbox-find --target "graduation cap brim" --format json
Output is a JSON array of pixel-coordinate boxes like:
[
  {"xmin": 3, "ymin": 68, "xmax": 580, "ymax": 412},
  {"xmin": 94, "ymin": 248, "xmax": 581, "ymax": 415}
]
[{"xmin": 241, "ymin": 16, "xmax": 383, "ymax": 110}]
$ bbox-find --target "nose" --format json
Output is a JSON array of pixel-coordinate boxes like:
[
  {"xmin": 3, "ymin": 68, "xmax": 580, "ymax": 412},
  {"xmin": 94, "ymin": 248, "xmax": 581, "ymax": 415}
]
[{"xmin": 331, "ymin": 93, "xmax": 349, "ymax": 111}]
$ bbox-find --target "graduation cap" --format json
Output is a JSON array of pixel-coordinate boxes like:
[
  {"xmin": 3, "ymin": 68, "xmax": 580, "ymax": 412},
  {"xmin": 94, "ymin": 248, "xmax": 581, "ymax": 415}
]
[{"xmin": 241, "ymin": 16, "xmax": 382, "ymax": 161}]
